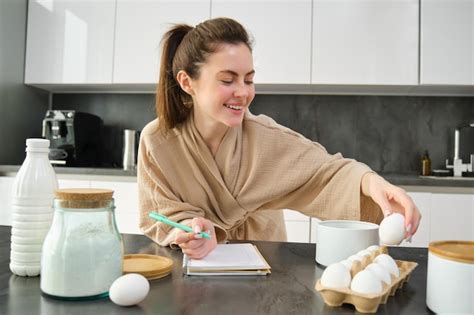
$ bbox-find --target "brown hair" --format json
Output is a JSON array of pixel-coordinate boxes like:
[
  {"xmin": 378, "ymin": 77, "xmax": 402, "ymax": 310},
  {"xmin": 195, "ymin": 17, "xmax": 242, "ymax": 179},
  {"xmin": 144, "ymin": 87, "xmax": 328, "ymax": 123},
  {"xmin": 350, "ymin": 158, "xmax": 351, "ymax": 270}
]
[{"xmin": 155, "ymin": 18, "xmax": 252, "ymax": 130}]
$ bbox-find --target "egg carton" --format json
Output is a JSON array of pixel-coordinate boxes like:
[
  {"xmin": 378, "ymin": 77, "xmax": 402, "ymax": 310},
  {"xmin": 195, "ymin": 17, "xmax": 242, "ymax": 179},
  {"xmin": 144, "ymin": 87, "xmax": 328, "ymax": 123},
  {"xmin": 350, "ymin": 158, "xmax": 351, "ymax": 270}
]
[
  {"xmin": 345, "ymin": 246, "xmax": 389, "ymax": 278},
  {"xmin": 315, "ymin": 259, "xmax": 418, "ymax": 313}
]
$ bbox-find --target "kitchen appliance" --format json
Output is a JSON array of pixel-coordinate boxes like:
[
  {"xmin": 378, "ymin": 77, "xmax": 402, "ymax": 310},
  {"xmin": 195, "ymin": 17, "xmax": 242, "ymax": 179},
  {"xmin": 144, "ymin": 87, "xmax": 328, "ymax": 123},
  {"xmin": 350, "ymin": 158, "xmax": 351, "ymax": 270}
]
[
  {"xmin": 122, "ymin": 129, "xmax": 138, "ymax": 171},
  {"xmin": 42, "ymin": 110, "xmax": 103, "ymax": 167}
]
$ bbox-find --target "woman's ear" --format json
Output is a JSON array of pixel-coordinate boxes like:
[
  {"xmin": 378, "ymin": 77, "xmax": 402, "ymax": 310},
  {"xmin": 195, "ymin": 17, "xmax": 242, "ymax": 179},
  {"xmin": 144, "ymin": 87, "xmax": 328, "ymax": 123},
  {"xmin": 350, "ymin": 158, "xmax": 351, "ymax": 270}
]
[{"xmin": 176, "ymin": 70, "xmax": 194, "ymax": 96}]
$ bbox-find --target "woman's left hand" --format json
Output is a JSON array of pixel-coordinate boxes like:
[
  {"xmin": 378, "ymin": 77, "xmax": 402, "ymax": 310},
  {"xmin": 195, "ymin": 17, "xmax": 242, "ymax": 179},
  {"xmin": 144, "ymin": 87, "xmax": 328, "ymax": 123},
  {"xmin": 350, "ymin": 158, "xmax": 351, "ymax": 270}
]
[{"xmin": 361, "ymin": 172, "xmax": 421, "ymax": 239}]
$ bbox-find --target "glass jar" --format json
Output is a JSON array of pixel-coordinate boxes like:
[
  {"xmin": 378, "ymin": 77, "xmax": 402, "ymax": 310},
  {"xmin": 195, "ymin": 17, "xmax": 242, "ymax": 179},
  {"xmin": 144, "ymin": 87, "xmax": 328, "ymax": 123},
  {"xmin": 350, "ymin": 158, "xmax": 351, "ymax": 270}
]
[{"xmin": 40, "ymin": 188, "xmax": 123, "ymax": 300}]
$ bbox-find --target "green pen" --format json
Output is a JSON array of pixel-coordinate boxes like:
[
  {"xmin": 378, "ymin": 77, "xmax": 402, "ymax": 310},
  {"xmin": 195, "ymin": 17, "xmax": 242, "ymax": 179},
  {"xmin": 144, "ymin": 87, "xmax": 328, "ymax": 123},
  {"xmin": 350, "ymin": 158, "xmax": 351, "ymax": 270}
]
[{"xmin": 149, "ymin": 211, "xmax": 211, "ymax": 239}]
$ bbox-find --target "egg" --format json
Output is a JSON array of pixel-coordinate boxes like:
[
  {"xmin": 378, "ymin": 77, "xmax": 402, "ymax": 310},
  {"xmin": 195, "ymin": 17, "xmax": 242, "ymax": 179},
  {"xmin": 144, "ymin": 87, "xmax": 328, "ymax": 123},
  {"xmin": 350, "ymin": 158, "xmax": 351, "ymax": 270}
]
[
  {"xmin": 347, "ymin": 254, "xmax": 363, "ymax": 263},
  {"xmin": 350, "ymin": 270, "xmax": 383, "ymax": 294},
  {"xmin": 109, "ymin": 273, "xmax": 150, "ymax": 306},
  {"xmin": 374, "ymin": 254, "xmax": 400, "ymax": 277},
  {"xmin": 340, "ymin": 259, "xmax": 353, "ymax": 270},
  {"xmin": 366, "ymin": 245, "xmax": 380, "ymax": 252},
  {"xmin": 365, "ymin": 263, "xmax": 392, "ymax": 285},
  {"xmin": 320, "ymin": 263, "xmax": 351, "ymax": 289},
  {"xmin": 379, "ymin": 213, "xmax": 406, "ymax": 245},
  {"xmin": 356, "ymin": 249, "xmax": 372, "ymax": 258}
]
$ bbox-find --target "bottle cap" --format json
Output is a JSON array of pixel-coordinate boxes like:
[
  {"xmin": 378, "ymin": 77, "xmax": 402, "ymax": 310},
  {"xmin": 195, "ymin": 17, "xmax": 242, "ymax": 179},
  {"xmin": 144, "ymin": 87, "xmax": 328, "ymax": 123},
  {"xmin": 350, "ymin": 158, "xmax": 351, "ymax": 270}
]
[
  {"xmin": 26, "ymin": 138, "xmax": 50, "ymax": 148},
  {"xmin": 26, "ymin": 139, "xmax": 50, "ymax": 153}
]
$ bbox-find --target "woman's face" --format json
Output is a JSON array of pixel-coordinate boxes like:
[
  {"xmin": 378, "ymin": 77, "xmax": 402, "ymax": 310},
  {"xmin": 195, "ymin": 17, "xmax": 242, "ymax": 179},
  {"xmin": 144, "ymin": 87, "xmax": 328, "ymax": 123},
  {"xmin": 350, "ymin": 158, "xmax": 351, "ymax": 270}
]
[{"xmin": 189, "ymin": 42, "xmax": 255, "ymax": 129}]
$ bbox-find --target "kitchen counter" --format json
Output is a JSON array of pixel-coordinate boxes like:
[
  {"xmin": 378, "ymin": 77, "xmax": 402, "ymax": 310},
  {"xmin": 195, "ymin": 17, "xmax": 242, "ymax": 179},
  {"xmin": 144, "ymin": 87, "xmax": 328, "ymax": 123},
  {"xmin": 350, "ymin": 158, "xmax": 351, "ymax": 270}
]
[
  {"xmin": 0, "ymin": 164, "xmax": 137, "ymax": 177},
  {"xmin": 0, "ymin": 226, "xmax": 434, "ymax": 314},
  {"xmin": 2, "ymin": 164, "xmax": 474, "ymax": 188}
]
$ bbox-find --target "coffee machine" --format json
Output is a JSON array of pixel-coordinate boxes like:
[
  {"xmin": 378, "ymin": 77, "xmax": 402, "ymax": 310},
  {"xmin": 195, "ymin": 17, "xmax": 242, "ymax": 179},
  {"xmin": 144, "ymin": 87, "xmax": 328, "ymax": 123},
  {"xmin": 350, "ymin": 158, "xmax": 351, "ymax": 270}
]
[{"xmin": 42, "ymin": 110, "xmax": 103, "ymax": 167}]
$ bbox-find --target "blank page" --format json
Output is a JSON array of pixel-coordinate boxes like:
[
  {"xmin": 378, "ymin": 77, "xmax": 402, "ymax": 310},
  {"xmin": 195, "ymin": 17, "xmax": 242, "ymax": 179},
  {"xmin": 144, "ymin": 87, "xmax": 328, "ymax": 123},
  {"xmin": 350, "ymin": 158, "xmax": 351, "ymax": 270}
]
[{"xmin": 186, "ymin": 243, "xmax": 269, "ymax": 270}]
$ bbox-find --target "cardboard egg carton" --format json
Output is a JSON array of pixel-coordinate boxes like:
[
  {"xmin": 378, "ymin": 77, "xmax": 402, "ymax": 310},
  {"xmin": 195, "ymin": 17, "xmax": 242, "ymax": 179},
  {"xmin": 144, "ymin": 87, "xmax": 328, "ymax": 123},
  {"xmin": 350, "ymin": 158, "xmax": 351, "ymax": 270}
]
[{"xmin": 315, "ymin": 248, "xmax": 418, "ymax": 313}]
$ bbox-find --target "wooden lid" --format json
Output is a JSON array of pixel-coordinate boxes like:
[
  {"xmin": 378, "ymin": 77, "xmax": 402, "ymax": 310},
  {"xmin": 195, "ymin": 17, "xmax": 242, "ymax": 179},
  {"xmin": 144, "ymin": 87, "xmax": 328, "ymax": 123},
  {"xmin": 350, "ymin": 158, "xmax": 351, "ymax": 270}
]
[
  {"xmin": 429, "ymin": 241, "xmax": 474, "ymax": 264},
  {"xmin": 55, "ymin": 188, "xmax": 114, "ymax": 200},
  {"xmin": 123, "ymin": 254, "xmax": 173, "ymax": 280},
  {"xmin": 54, "ymin": 188, "xmax": 114, "ymax": 209}
]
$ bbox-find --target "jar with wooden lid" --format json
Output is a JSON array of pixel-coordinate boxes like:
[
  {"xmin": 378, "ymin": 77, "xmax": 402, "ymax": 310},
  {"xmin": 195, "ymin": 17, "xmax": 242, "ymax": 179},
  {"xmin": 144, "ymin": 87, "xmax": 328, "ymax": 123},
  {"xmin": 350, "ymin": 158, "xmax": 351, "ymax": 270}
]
[
  {"xmin": 426, "ymin": 240, "xmax": 474, "ymax": 314},
  {"xmin": 40, "ymin": 188, "xmax": 123, "ymax": 300}
]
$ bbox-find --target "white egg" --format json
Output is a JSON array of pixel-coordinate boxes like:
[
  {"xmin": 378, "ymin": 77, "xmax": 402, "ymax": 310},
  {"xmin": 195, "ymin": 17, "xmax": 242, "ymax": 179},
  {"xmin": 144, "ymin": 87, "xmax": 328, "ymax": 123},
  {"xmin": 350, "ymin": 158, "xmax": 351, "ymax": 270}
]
[
  {"xmin": 379, "ymin": 213, "xmax": 406, "ymax": 245},
  {"xmin": 320, "ymin": 263, "xmax": 351, "ymax": 289},
  {"xmin": 340, "ymin": 259, "xmax": 353, "ymax": 270},
  {"xmin": 109, "ymin": 273, "xmax": 150, "ymax": 306},
  {"xmin": 350, "ymin": 270, "xmax": 383, "ymax": 295},
  {"xmin": 365, "ymin": 263, "xmax": 392, "ymax": 285},
  {"xmin": 347, "ymin": 254, "xmax": 363, "ymax": 263},
  {"xmin": 356, "ymin": 249, "xmax": 372, "ymax": 258},
  {"xmin": 366, "ymin": 245, "xmax": 380, "ymax": 252},
  {"xmin": 374, "ymin": 254, "xmax": 400, "ymax": 278}
]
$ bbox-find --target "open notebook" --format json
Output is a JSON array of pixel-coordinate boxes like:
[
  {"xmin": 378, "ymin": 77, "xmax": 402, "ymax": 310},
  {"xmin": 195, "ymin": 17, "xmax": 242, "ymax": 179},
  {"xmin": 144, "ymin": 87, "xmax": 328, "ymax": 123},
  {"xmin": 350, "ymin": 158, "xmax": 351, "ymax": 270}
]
[{"xmin": 183, "ymin": 243, "xmax": 271, "ymax": 276}]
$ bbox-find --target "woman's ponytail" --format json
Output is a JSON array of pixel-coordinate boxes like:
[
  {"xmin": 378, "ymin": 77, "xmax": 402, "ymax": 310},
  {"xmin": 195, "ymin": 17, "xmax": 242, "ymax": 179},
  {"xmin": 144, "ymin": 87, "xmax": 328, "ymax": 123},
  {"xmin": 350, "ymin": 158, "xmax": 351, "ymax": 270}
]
[{"xmin": 156, "ymin": 25, "xmax": 193, "ymax": 130}]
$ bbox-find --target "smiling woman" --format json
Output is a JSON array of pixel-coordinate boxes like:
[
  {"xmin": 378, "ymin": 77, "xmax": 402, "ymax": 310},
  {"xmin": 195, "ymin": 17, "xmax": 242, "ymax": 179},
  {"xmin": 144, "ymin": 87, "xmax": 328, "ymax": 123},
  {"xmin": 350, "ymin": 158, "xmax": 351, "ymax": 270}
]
[
  {"xmin": 176, "ymin": 42, "xmax": 256, "ymax": 150},
  {"xmin": 137, "ymin": 17, "xmax": 421, "ymax": 260}
]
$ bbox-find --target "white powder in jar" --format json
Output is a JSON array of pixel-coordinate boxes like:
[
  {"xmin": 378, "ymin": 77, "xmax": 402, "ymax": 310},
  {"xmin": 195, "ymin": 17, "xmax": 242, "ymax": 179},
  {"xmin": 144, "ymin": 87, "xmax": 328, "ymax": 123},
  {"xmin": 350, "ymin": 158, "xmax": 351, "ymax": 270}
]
[{"xmin": 41, "ymin": 221, "xmax": 123, "ymax": 297}]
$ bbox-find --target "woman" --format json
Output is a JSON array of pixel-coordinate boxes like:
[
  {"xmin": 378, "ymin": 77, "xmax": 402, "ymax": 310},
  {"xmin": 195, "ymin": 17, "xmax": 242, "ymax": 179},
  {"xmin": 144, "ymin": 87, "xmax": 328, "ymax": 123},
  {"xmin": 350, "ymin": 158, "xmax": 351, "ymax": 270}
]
[{"xmin": 138, "ymin": 17, "xmax": 421, "ymax": 259}]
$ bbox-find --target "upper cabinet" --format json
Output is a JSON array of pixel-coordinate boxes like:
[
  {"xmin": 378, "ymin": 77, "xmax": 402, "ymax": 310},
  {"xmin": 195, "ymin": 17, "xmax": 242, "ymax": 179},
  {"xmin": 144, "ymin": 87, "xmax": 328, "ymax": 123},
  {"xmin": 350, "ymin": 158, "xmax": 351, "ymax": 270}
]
[
  {"xmin": 420, "ymin": 0, "xmax": 474, "ymax": 85},
  {"xmin": 113, "ymin": 0, "xmax": 210, "ymax": 84},
  {"xmin": 312, "ymin": 0, "xmax": 419, "ymax": 85},
  {"xmin": 211, "ymin": 0, "xmax": 312, "ymax": 84},
  {"xmin": 23, "ymin": 0, "xmax": 473, "ymax": 94},
  {"xmin": 25, "ymin": 0, "xmax": 116, "ymax": 84}
]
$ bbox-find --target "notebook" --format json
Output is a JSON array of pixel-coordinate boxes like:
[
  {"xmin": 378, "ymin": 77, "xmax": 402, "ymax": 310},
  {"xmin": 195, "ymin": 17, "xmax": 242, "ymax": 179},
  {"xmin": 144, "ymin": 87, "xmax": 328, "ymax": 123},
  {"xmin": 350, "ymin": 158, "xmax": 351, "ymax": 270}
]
[{"xmin": 183, "ymin": 243, "xmax": 271, "ymax": 276}]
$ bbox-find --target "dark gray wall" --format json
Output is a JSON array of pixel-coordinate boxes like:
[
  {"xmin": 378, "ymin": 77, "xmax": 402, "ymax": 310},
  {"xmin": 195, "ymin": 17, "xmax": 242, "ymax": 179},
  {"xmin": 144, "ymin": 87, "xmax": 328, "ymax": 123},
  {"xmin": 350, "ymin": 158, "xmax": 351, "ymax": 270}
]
[
  {"xmin": 53, "ymin": 93, "xmax": 474, "ymax": 173},
  {"xmin": 251, "ymin": 95, "xmax": 474, "ymax": 173},
  {"xmin": 0, "ymin": 0, "xmax": 49, "ymax": 165}
]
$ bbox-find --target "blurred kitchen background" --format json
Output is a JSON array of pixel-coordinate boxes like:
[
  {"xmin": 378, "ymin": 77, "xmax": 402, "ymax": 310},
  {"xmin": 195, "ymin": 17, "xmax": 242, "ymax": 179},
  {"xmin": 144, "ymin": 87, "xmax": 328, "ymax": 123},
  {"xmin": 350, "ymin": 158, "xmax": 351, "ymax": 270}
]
[{"xmin": 1, "ymin": 0, "xmax": 473, "ymax": 174}]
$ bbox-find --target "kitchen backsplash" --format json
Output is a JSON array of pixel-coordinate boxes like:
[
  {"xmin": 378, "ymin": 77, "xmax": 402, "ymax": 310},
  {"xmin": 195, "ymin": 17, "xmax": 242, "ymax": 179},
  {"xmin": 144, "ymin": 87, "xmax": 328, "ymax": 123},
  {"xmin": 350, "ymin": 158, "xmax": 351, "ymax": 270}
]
[{"xmin": 52, "ymin": 94, "xmax": 474, "ymax": 173}]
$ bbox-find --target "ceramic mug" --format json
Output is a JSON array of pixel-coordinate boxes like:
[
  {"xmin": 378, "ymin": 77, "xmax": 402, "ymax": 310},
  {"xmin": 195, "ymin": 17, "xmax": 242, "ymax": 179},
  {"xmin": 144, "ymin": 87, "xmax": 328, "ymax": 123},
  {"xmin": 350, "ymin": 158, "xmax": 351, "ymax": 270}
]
[{"xmin": 315, "ymin": 220, "xmax": 379, "ymax": 267}]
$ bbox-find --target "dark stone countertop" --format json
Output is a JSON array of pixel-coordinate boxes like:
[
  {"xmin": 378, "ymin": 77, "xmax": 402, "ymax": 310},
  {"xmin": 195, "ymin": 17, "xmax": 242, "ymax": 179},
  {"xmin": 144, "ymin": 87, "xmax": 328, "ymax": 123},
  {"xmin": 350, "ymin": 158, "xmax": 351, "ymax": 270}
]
[
  {"xmin": 2, "ymin": 165, "xmax": 474, "ymax": 188},
  {"xmin": 381, "ymin": 172, "xmax": 474, "ymax": 188},
  {"xmin": 0, "ymin": 226, "xmax": 434, "ymax": 315}
]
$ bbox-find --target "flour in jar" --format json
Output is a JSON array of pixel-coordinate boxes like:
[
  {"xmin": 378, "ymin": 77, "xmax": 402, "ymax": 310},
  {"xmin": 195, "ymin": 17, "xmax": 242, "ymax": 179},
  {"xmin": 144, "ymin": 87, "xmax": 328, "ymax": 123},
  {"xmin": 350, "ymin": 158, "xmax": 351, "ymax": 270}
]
[{"xmin": 41, "ymin": 220, "xmax": 123, "ymax": 297}]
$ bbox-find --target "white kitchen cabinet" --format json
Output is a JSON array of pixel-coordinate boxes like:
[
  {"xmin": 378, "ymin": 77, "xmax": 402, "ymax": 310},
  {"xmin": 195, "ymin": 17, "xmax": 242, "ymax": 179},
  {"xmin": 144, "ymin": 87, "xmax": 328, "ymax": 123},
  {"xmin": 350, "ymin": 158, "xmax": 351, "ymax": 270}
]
[
  {"xmin": 312, "ymin": 0, "xmax": 419, "ymax": 85},
  {"xmin": 25, "ymin": 0, "xmax": 116, "ymax": 84},
  {"xmin": 113, "ymin": 0, "xmax": 210, "ymax": 84},
  {"xmin": 92, "ymin": 180, "xmax": 141, "ymax": 234},
  {"xmin": 430, "ymin": 193, "xmax": 474, "ymax": 242},
  {"xmin": 58, "ymin": 179, "xmax": 90, "ymax": 189},
  {"xmin": 283, "ymin": 209, "xmax": 310, "ymax": 243},
  {"xmin": 0, "ymin": 177, "xmax": 15, "ymax": 226},
  {"xmin": 310, "ymin": 218, "xmax": 321, "ymax": 244},
  {"xmin": 420, "ymin": 0, "xmax": 474, "ymax": 85},
  {"xmin": 212, "ymin": 0, "xmax": 312, "ymax": 84},
  {"xmin": 402, "ymin": 192, "xmax": 431, "ymax": 248}
]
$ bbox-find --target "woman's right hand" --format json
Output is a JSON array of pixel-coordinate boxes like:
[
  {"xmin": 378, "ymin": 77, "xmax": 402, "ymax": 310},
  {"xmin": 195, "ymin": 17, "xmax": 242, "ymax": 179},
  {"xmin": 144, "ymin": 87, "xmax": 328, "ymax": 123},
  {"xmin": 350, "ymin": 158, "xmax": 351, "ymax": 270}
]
[{"xmin": 175, "ymin": 217, "xmax": 217, "ymax": 259}]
